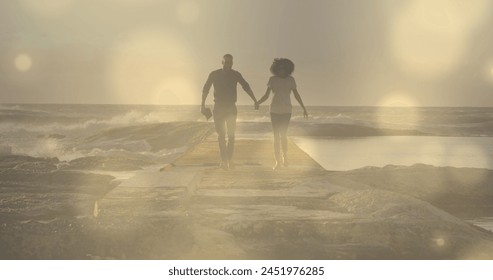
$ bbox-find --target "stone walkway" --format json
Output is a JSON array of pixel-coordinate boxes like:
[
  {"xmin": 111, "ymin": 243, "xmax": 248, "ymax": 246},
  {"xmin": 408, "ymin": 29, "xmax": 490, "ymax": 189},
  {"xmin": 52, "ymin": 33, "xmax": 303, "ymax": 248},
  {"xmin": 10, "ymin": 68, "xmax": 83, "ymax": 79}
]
[
  {"xmin": 5, "ymin": 135, "xmax": 493, "ymax": 259},
  {"xmin": 94, "ymin": 136, "xmax": 493, "ymax": 259}
]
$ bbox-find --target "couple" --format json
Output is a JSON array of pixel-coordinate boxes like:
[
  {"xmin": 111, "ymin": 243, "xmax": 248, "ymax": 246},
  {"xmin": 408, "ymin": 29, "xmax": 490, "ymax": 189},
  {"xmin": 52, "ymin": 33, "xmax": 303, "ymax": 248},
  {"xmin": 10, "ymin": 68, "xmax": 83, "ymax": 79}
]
[{"xmin": 201, "ymin": 54, "xmax": 308, "ymax": 170}]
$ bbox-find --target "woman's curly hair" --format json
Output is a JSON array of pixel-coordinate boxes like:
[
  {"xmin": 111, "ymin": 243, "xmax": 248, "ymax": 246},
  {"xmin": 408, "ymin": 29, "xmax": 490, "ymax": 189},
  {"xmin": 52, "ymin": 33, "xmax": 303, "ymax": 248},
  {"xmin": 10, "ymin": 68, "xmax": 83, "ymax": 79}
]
[{"xmin": 270, "ymin": 58, "xmax": 295, "ymax": 77}]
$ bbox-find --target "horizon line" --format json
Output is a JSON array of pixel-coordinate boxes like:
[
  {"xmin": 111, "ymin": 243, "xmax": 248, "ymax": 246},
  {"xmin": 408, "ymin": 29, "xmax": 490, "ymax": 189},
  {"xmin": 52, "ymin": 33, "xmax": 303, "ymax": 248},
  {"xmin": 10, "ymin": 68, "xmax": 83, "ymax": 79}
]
[{"xmin": 1, "ymin": 102, "xmax": 493, "ymax": 109}]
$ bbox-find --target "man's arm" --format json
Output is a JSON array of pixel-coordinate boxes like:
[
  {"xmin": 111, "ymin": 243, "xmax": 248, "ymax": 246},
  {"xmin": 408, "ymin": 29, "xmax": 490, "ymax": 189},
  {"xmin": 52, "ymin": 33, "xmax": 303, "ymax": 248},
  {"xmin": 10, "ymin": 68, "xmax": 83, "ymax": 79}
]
[
  {"xmin": 201, "ymin": 92, "xmax": 208, "ymax": 109},
  {"xmin": 201, "ymin": 72, "xmax": 213, "ymax": 109},
  {"xmin": 245, "ymin": 88, "xmax": 257, "ymax": 104},
  {"xmin": 237, "ymin": 73, "xmax": 257, "ymax": 103}
]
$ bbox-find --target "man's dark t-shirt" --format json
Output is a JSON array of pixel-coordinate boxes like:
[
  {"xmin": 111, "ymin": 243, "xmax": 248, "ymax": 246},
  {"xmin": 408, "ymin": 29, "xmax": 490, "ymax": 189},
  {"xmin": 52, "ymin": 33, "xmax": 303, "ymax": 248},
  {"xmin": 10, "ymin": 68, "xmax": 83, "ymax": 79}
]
[{"xmin": 202, "ymin": 69, "xmax": 251, "ymax": 107}]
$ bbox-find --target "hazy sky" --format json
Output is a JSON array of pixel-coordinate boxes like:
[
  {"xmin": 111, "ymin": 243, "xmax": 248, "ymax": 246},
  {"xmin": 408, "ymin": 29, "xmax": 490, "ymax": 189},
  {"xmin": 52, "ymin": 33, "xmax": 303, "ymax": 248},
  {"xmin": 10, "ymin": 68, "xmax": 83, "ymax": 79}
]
[{"xmin": 1, "ymin": 0, "xmax": 493, "ymax": 106}]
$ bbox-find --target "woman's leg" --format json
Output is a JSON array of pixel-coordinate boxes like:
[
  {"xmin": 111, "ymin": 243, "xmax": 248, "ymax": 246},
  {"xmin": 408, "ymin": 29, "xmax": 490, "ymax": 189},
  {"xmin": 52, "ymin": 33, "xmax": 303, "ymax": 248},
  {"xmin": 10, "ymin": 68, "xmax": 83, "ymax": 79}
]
[
  {"xmin": 279, "ymin": 114, "xmax": 292, "ymax": 166},
  {"xmin": 270, "ymin": 113, "xmax": 283, "ymax": 168}
]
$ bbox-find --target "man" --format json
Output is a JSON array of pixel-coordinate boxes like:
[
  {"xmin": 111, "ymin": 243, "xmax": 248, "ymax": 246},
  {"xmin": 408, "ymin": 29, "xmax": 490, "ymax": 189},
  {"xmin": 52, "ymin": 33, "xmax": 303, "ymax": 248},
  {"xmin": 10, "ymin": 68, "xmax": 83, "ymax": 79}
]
[{"xmin": 201, "ymin": 54, "xmax": 257, "ymax": 170}]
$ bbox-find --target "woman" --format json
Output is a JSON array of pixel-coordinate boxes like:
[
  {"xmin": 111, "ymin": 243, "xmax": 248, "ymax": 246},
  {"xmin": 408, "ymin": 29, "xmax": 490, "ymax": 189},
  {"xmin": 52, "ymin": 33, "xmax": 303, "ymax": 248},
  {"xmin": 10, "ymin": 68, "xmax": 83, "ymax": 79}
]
[{"xmin": 256, "ymin": 58, "xmax": 308, "ymax": 170}]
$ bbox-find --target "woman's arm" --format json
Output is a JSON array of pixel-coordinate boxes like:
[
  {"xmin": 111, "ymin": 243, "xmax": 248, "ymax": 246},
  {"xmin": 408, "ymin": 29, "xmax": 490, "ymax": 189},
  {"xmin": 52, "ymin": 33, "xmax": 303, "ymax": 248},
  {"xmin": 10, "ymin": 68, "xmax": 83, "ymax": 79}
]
[
  {"xmin": 257, "ymin": 88, "xmax": 271, "ymax": 105},
  {"xmin": 293, "ymin": 88, "xmax": 308, "ymax": 118}
]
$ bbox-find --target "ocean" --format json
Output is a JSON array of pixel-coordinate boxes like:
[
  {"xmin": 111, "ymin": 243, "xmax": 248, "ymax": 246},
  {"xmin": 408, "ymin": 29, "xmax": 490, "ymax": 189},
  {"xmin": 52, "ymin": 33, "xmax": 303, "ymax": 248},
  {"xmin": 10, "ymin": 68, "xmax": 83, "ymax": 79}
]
[
  {"xmin": 2, "ymin": 104, "xmax": 493, "ymax": 166},
  {"xmin": 1, "ymin": 104, "xmax": 492, "ymax": 230}
]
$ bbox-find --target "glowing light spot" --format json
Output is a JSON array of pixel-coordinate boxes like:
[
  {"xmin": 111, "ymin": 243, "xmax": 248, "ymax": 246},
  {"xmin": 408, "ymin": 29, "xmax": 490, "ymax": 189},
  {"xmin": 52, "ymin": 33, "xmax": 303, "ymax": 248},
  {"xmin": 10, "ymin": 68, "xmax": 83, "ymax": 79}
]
[
  {"xmin": 379, "ymin": 94, "xmax": 416, "ymax": 107},
  {"xmin": 481, "ymin": 62, "xmax": 493, "ymax": 82},
  {"xmin": 20, "ymin": 0, "xmax": 74, "ymax": 17},
  {"xmin": 108, "ymin": 28, "xmax": 198, "ymax": 104},
  {"xmin": 176, "ymin": 1, "xmax": 200, "ymax": 24},
  {"xmin": 14, "ymin": 54, "xmax": 32, "ymax": 72},
  {"xmin": 93, "ymin": 201, "xmax": 100, "ymax": 218},
  {"xmin": 435, "ymin": 238, "xmax": 445, "ymax": 247},
  {"xmin": 151, "ymin": 76, "xmax": 198, "ymax": 105},
  {"xmin": 376, "ymin": 93, "xmax": 420, "ymax": 130},
  {"xmin": 389, "ymin": 0, "xmax": 490, "ymax": 77}
]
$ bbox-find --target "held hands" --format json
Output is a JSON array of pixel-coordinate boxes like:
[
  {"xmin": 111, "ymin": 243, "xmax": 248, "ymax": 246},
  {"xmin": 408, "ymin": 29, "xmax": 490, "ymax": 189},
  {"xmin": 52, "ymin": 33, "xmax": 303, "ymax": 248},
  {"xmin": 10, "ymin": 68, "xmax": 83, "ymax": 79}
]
[{"xmin": 254, "ymin": 101, "xmax": 260, "ymax": 110}]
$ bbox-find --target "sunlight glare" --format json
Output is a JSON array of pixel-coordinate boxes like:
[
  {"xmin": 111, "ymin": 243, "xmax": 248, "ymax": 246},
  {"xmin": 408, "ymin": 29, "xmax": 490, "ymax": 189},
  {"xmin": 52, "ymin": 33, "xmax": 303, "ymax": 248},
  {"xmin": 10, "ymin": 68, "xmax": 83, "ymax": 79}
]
[
  {"xmin": 434, "ymin": 237, "xmax": 445, "ymax": 247},
  {"xmin": 481, "ymin": 61, "xmax": 493, "ymax": 83},
  {"xmin": 151, "ymin": 76, "xmax": 199, "ymax": 105},
  {"xmin": 14, "ymin": 54, "xmax": 32, "ymax": 72},
  {"xmin": 108, "ymin": 29, "xmax": 198, "ymax": 104},
  {"xmin": 376, "ymin": 93, "xmax": 420, "ymax": 130},
  {"xmin": 389, "ymin": 0, "xmax": 490, "ymax": 77},
  {"xmin": 379, "ymin": 94, "xmax": 416, "ymax": 107}
]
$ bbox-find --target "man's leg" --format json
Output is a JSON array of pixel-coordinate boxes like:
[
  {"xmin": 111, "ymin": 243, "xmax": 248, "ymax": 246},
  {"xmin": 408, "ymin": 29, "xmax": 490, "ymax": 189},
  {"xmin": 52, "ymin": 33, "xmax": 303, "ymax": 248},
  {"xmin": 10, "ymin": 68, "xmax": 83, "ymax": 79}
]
[
  {"xmin": 213, "ymin": 109, "xmax": 228, "ymax": 166},
  {"xmin": 225, "ymin": 106, "xmax": 238, "ymax": 163}
]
